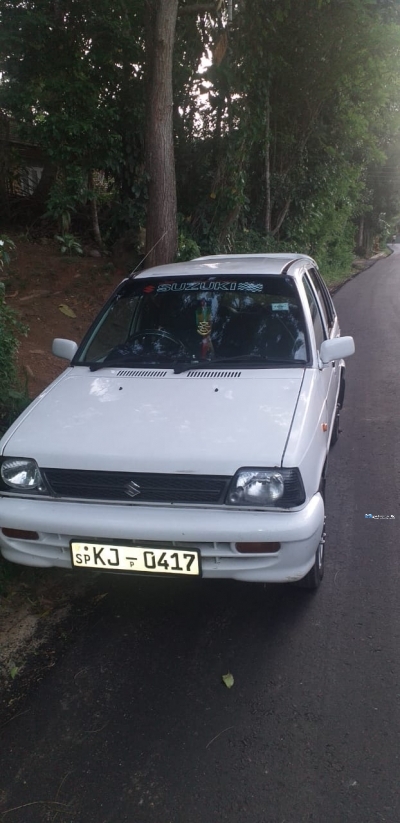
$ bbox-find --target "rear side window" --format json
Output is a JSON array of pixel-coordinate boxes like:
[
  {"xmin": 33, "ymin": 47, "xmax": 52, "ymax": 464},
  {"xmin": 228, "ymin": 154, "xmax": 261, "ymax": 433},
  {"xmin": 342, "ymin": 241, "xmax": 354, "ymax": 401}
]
[
  {"xmin": 302, "ymin": 276, "xmax": 326, "ymax": 351},
  {"xmin": 308, "ymin": 267, "xmax": 335, "ymax": 328}
]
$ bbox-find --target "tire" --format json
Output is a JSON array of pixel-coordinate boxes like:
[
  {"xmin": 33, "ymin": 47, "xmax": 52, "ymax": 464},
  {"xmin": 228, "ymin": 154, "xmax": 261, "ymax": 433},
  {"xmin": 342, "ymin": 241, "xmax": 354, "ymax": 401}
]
[
  {"xmin": 295, "ymin": 473, "xmax": 326, "ymax": 591},
  {"xmin": 330, "ymin": 372, "xmax": 345, "ymax": 449},
  {"xmin": 296, "ymin": 517, "xmax": 326, "ymax": 590},
  {"xmin": 338, "ymin": 374, "xmax": 345, "ymax": 409},
  {"xmin": 329, "ymin": 405, "xmax": 340, "ymax": 448}
]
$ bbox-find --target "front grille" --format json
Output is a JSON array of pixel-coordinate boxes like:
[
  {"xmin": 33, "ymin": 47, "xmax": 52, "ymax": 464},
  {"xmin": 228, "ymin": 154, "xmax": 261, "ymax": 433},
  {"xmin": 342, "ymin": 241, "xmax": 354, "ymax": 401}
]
[{"xmin": 42, "ymin": 469, "xmax": 230, "ymax": 504}]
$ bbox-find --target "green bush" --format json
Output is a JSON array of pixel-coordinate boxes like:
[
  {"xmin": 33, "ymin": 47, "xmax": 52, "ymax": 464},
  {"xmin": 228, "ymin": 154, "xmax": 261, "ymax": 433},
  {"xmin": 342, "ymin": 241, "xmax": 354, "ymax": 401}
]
[
  {"xmin": 0, "ymin": 555, "xmax": 17, "ymax": 597},
  {"xmin": 0, "ymin": 284, "xmax": 30, "ymax": 434},
  {"xmin": 54, "ymin": 233, "xmax": 83, "ymax": 256},
  {"xmin": 176, "ymin": 231, "xmax": 201, "ymax": 262},
  {"xmin": 45, "ymin": 172, "xmax": 86, "ymax": 233},
  {"xmin": 229, "ymin": 228, "xmax": 297, "ymax": 256}
]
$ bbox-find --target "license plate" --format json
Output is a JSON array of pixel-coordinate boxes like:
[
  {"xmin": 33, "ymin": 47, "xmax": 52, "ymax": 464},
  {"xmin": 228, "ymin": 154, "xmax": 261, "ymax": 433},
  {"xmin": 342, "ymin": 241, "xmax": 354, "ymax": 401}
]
[{"xmin": 70, "ymin": 542, "xmax": 201, "ymax": 576}]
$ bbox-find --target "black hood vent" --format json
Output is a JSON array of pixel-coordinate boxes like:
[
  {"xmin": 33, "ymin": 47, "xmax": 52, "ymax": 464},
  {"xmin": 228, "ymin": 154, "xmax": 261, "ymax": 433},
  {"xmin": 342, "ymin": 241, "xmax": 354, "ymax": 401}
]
[
  {"xmin": 116, "ymin": 369, "xmax": 168, "ymax": 378},
  {"xmin": 186, "ymin": 370, "xmax": 242, "ymax": 378}
]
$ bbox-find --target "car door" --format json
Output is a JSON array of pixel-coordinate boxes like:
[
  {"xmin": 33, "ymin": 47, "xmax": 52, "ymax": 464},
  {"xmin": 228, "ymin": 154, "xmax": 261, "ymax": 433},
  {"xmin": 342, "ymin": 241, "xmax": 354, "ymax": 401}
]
[
  {"xmin": 303, "ymin": 269, "xmax": 339, "ymax": 432},
  {"xmin": 308, "ymin": 265, "xmax": 341, "ymax": 425}
]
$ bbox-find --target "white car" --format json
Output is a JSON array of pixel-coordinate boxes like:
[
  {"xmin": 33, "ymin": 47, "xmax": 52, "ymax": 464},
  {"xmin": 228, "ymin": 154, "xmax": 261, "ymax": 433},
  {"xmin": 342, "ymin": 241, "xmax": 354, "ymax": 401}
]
[{"xmin": 0, "ymin": 254, "xmax": 354, "ymax": 589}]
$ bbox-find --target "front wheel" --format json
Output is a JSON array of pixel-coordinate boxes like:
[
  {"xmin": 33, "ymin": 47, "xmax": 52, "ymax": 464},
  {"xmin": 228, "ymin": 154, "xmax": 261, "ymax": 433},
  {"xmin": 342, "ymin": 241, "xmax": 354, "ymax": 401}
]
[
  {"xmin": 296, "ymin": 517, "xmax": 326, "ymax": 590},
  {"xmin": 329, "ymin": 405, "xmax": 340, "ymax": 448},
  {"xmin": 330, "ymin": 373, "xmax": 345, "ymax": 449}
]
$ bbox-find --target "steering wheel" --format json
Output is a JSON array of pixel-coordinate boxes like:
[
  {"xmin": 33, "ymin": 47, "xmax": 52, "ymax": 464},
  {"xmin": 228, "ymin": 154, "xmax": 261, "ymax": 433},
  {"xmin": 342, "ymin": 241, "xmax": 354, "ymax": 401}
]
[
  {"xmin": 103, "ymin": 329, "xmax": 191, "ymax": 364},
  {"xmin": 128, "ymin": 329, "xmax": 188, "ymax": 351}
]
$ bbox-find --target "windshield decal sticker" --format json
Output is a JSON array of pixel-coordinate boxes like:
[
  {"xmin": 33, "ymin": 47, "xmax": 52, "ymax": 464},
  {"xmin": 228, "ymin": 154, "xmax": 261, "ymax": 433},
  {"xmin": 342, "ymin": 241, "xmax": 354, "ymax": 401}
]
[
  {"xmin": 271, "ymin": 302, "xmax": 289, "ymax": 311},
  {"xmin": 197, "ymin": 320, "xmax": 212, "ymax": 336},
  {"xmin": 196, "ymin": 298, "xmax": 214, "ymax": 357},
  {"xmin": 237, "ymin": 282, "xmax": 263, "ymax": 293},
  {"xmin": 155, "ymin": 281, "xmax": 263, "ymax": 294}
]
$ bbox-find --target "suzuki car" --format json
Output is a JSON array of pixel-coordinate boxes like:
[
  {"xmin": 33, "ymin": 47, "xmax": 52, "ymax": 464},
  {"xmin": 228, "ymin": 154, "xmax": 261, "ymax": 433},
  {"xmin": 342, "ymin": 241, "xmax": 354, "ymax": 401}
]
[{"xmin": 0, "ymin": 254, "xmax": 354, "ymax": 589}]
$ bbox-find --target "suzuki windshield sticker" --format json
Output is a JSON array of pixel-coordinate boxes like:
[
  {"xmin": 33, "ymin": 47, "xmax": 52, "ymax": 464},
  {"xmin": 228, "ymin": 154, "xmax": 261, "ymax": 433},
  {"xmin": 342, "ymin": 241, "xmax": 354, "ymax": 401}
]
[
  {"xmin": 196, "ymin": 296, "xmax": 214, "ymax": 357},
  {"xmin": 155, "ymin": 281, "xmax": 263, "ymax": 293}
]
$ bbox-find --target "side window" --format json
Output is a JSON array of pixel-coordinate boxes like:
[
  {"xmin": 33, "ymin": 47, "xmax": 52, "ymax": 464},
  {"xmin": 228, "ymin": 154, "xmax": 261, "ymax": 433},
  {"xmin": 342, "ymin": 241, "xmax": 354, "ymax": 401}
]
[
  {"xmin": 302, "ymin": 276, "xmax": 326, "ymax": 351},
  {"xmin": 308, "ymin": 267, "xmax": 335, "ymax": 328}
]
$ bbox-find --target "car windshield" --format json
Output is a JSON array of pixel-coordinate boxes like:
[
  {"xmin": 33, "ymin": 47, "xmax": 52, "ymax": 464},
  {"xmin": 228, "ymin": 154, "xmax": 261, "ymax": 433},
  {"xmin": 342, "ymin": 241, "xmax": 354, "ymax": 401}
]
[{"xmin": 76, "ymin": 275, "xmax": 309, "ymax": 370}]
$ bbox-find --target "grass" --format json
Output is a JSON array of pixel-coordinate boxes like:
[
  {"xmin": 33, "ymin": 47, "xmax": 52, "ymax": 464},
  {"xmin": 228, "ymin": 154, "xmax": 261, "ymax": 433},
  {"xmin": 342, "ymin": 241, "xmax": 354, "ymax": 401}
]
[
  {"xmin": 323, "ymin": 247, "xmax": 390, "ymax": 291},
  {"xmin": 0, "ymin": 555, "xmax": 19, "ymax": 598},
  {"xmin": 324, "ymin": 265, "xmax": 357, "ymax": 291}
]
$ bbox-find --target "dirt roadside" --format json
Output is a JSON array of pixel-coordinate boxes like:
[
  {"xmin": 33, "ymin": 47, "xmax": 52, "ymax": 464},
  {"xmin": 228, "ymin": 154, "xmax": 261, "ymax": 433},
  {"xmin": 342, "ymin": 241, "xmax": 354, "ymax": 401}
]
[
  {"xmin": 0, "ymin": 235, "xmax": 124, "ymax": 714},
  {"xmin": 4, "ymin": 236, "xmax": 124, "ymax": 397}
]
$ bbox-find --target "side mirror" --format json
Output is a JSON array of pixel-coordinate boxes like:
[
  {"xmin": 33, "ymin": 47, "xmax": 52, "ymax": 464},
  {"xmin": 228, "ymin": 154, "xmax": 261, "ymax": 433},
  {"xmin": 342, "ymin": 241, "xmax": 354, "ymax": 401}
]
[
  {"xmin": 52, "ymin": 338, "xmax": 78, "ymax": 361},
  {"xmin": 320, "ymin": 336, "xmax": 355, "ymax": 364}
]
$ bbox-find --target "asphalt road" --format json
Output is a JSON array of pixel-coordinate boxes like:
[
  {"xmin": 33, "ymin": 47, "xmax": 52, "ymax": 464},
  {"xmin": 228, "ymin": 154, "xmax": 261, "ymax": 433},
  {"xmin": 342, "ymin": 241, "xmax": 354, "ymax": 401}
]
[{"xmin": 1, "ymin": 253, "xmax": 400, "ymax": 823}]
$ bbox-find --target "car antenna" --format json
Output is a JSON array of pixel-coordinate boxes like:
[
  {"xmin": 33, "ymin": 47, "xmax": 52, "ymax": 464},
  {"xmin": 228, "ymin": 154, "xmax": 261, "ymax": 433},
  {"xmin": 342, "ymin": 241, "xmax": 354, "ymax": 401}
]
[{"xmin": 131, "ymin": 230, "xmax": 168, "ymax": 275}]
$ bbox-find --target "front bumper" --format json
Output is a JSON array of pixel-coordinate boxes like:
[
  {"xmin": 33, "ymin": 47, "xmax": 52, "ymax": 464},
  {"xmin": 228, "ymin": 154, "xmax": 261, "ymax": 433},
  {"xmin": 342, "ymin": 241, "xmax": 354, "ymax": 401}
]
[{"xmin": 0, "ymin": 494, "xmax": 324, "ymax": 583}]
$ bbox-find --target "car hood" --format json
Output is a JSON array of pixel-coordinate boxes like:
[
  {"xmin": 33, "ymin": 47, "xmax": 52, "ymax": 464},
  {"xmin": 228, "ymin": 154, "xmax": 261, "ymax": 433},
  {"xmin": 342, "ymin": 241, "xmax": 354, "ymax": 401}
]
[{"xmin": 2, "ymin": 368, "xmax": 304, "ymax": 475}]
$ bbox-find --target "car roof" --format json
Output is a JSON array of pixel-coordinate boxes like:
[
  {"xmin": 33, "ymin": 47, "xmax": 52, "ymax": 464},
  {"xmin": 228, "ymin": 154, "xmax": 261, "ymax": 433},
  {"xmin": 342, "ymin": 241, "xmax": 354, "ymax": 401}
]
[{"xmin": 133, "ymin": 253, "xmax": 317, "ymax": 280}]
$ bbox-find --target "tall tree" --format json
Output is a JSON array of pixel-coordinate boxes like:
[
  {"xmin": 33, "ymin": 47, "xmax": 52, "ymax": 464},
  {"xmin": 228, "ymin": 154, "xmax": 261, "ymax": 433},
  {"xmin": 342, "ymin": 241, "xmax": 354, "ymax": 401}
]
[
  {"xmin": 144, "ymin": 0, "xmax": 218, "ymax": 267},
  {"xmin": 144, "ymin": 0, "xmax": 179, "ymax": 267}
]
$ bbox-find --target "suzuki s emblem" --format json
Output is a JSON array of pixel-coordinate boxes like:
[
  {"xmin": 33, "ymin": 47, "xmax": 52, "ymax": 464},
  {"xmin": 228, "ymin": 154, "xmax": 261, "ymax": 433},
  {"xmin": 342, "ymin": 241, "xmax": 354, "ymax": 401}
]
[{"xmin": 125, "ymin": 480, "xmax": 141, "ymax": 498}]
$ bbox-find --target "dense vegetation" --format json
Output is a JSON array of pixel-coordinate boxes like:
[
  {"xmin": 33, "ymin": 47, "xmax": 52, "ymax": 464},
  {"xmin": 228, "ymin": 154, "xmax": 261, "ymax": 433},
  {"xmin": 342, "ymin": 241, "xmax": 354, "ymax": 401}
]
[
  {"xmin": 1, "ymin": 0, "xmax": 400, "ymax": 279},
  {"xmin": 0, "ymin": 236, "xmax": 28, "ymax": 429}
]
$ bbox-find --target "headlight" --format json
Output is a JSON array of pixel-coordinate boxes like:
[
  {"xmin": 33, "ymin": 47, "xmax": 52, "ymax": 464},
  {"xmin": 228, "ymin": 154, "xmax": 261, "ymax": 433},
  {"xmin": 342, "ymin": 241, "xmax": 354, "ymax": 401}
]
[
  {"xmin": 0, "ymin": 458, "xmax": 47, "ymax": 492},
  {"xmin": 226, "ymin": 468, "xmax": 305, "ymax": 508}
]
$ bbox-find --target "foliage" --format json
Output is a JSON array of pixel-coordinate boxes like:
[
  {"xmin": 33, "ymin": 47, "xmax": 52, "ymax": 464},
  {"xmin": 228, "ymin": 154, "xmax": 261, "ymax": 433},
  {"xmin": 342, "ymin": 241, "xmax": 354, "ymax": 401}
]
[
  {"xmin": 175, "ymin": 221, "xmax": 201, "ymax": 261},
  {"xmin": 0, "ymin": 555, "xmax": 16, "ymax": 597},
  {"xmin": 0, "ymin": 235, "xmax": 30, "ymax": 428},
  {"xmin": 0, "ymin": 238, "xmax": 29, "ymax": 428},
  {"xmin": 44, "ymin": 173, "xmax": 86, "ymax": 233},
  {"xmin": 54, "ymin": 233, "xmax": 83, "ymax": 256},
  {"xmin": 229, "ymin": 229, "xmax": 295, "ymax": 256},
  {"xmin": 0, "ymin": 284, "xmax": 29, "ymax": 430},
  {"xmin": 1, "ymin": 0, "xmax": 400, "ymax": 264}
]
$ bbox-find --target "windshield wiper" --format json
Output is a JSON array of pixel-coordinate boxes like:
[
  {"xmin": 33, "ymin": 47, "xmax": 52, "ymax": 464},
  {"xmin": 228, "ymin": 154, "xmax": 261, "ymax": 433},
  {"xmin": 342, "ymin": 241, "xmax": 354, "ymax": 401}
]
[
  {"xmin": 173, "ymin": 354, "xmax": 306, "ymax": 374},
  {"xmin": 174, "ymin": 354, "xmax": 267, "ymax": 374},
  {"xmin": 89, "ymin": 354, "xmax": 305, "ymax": 374},
  {"xmin": 170, "ymin": 356, "xmax": 200, "ymax": 374}
]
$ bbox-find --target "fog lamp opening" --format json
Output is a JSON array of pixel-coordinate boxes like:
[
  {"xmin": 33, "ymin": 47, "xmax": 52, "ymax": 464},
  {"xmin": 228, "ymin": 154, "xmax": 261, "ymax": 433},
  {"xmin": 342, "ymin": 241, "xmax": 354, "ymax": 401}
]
[
  {"xmin": 235, "ymin": 542, "xmax": 280, "ymax": 554},
  {"xmin": 2, "ymin": 528, "xmax": 39, "ymax": 540}
]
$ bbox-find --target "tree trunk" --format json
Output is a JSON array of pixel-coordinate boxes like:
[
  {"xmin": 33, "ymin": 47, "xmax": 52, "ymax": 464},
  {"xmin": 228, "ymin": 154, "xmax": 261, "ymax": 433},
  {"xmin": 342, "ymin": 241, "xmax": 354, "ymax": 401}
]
[
  {"xmin": 53, "ymin": 0, "xmax": 63, "ymax": 24},
  {"xmin": 357, "ymin": 215, "xmax": 365, "ymax": 254},
  {"xmin": 144, "ymin": 0, "xmax": 179, "ymax": 268},
  {"xmin": 88, "ymin": 170, "xmax": 102, "ymax": 247},
  {"xmin": 264, "ymin": 94, "xmax": 271, "ymax": 234},
  {"xmin": 272, "ymin": 197, "xmax": 291, "ymax": 236}
]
